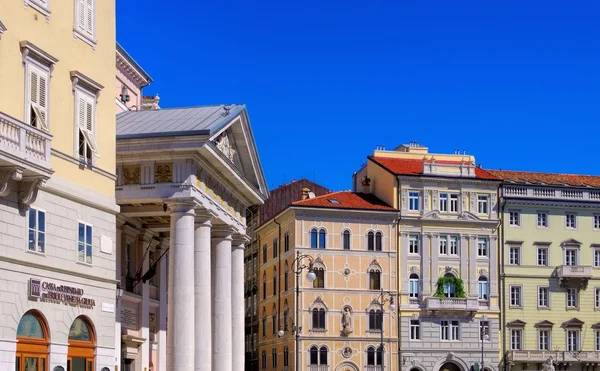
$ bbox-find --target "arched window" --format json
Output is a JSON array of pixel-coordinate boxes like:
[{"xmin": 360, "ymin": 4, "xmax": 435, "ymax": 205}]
[
  {"xmin": 262, "ymin": 309, "xmax": 267, "ymax": 337},
  {"xmin": 284, "ymin": 262, "xmax": 289, "ymax": 291},
  {"xmin": 273, "ymin": 268, "xmax": 277, "ymax": 294},
  {"xmin": 375, "ymin": 231, "xmax": 383, "ymax": 251},
  {"xmin": 319, "ymin": 229, "xmax": 326, "ymax": 249},
  {"xmin": 262, "ymin": 244, "xmax": 267, "ymax": 263},
  {"xmin": 272, "ymin": 348, "xmax": 277, "ymax": 368},
  {"xmin": 409, "ymin": 273, "xmax": 419, "ymax": 298},
  {"xmin": 272, "ymin": 306, "xmax": 277, "ymax": 335},
  {"xmin": 262, "ymin": 272, "xmax": 267, "ymax": 299},
  {"xmin": 342, "ymin": 230, "xmax": 351, "ymax": 250},
  {"xmin": 272, "ymin": 238, "xmax": 278, "ymax": 258},
  {"xmin": 366, "ymin": 346, "xmax": 383, "ymax": 366},
  {"xmin": 309, "ymin": 346, "xmax": 328, "ymax": 365},
  {"xmin": 312, "ymin": 308, "xmax": 326, "ymax": 329},
  {"xmin": 368, "ymin": 309, "xmax": 383, "ymax": 331},
  {"xmin": 319, "ymin": 346, "xmax": 328, "ymax": 365},
  {"xmin": 311, "ymin": 228, "xmax": 326, "ymax": 248},
  {"xmin": 367, "ymin": 231, "xmax": 375, "ymax": 251},
  {"xmin": 478, "ymin": 276, "xmax": 489, "ymax": 300},
  {"xmin": 16, "ymin": 311, "xmax": 49, "ymax": 371},
  {"xmin": 369, "ymin": 268, "xmax": 381, "ymax": 290},
  {"xmin": 283, "ymin": 346, "xmax": 289, "ymax": 367},
  {"xmin": 313, "ymin": 267, "xmax": 325, "ymax": 289},
  {"xmin": 68, "ymin": 316, "xmax": 95, "ymax": 371},
  {"xmin": 283, "ymin": 307, "xmax": 289, "ymax": 331},
  {"xmin": 261, "ymin": 350, "xmax": 267, "ymax": 369},
  {"xmin": 284, "ymin": 232, "xmax": 290, "ymax": 252}
]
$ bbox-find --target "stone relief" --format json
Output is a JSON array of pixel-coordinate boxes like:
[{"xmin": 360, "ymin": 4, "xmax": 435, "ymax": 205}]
[
  {"xmin": 123, "ymin": 165, "xmax": 141, "ymax": 185},
  {"xmin": 154, "ymin": 163, "xmax": 172, "ymax": 183},
  {"xmin": 215, "ymin": 131, "xmax": 236, "ymax": 163},
  {"xmin": 341, "ymin": 306, "xmax": 353, "ymax": 336}
]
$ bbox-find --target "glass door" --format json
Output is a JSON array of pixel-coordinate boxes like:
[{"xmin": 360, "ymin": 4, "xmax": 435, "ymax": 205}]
[{"xmin": 15, "ymin": 354, "xmax": 46, "ymax": 371}]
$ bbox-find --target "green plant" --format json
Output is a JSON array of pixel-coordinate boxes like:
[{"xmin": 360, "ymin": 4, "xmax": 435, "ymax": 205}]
[{"xmin": 434, "ymin": 276, "xmax": 467, "ymax": 298}]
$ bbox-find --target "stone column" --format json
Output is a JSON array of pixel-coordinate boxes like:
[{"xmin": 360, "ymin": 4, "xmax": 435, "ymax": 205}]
[
  {"xmin": 140, "ymin": 232, "xmax": 152, "ymax": 371},
  {"xmin": 232, "ymin": 236, "xmax": 247, "ymax": 371},
  {"xmin": 195, "ymin": 213, "xmax": 213, "ymax": 371},
  {"xmin": 211, "ymin": 226, "xmax": 234, "ymax": 371},
  {"xmin": 157, "ymin": 242, "xmax": 168, "ymax": 371},
  {"xmin": 166, "ymin": 201, "xmax": 196, "ymax": 371}
]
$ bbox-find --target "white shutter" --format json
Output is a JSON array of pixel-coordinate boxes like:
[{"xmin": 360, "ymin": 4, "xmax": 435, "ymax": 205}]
[
  {"xmin": 76, "ymin": 92, "xmax": 99, "ymax": 157},
  {"xmin": 28, "ymin": 66, "xmax": 48, "ymax": 131},
  {"xmin": 77, "ymin": 95, "xmax": 86, "ymax": 128},
  {"xmin": 77, "ymin": 0, "xmax": 85, "ymax": 31},
  {"xmin": 85, "ymin": 0, "xmax": 94, "ymax": 35}
]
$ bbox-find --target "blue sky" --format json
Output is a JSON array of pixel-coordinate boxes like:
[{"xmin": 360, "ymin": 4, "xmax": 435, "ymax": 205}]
[{"xmin": 117, "ymin": 1, "xmax": 600, "ymax": 192}]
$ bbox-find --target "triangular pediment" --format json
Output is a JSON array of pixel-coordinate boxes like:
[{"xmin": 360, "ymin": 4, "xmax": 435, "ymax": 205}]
[
  {"xmin": 561, "ymin": 238, "xmax": 582, "ymax": 246},
  {"xmin": 457, "ymin": 211, "xmax": 481, "ymax": 221},
  {"xmin": 507, "ymin": 319, "xmax": 526, "ymax": 328},
  {"xmin": 535, "ymin": 320, "xmax": 554, "ymax": 328},
  {"xmin": 591, "ymin": 322, "xmax": 600, "ymax": 329},
  {"xmin": 562, "ymin": 318, "xmax": 584, "ymax": 328},
  {"xmin": 422, "ymin": 210, "xmax": 442, "ymax": 220}
]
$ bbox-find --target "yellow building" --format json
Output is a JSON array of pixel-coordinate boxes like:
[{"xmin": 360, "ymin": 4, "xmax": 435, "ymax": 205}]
[
  {"xmin": 355, "ymin": 143, "xmax": 501, "ymax": 371},
  {"xmin": 490, "ymin": 170, "xmax": 600, "ymax": 370},
  {"xmin": 257, "ymin": 189, "xmax": 399, "ymax": 371},
  {"xmin": 0, "ymin": 1, "xmax": 118, "ymax": 371}
]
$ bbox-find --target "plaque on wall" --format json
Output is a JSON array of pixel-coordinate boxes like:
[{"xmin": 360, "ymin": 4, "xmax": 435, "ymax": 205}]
[{"xmin": 121, "ymin": 307, "xmax": 138, "ymax": 330}]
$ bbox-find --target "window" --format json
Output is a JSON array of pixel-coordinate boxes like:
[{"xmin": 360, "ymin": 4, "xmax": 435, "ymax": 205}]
[
  {"xmin": 409, "ymin": 274, "xmax": 419, "ymax": 298},
  {"xmin": 566, "ymin": 213, "xmax": 577, "ymax": 229},
  {"xmin": 441, "ymin": 321, "xmax": 459, "ymax": 341},
  {"xmin": 565, "ymin": 249, "xmax": 578, "ymax": 266},
  {"xmin": 367, "ymin": 231, "xmax": 374, "ymax": 251},
  {"xmin": 443, "ymin": 273, "xmax": 456, "ymax": 297},
  {"xmin": 75, "ymin": 90, "xmax": 99, "ymax": 162},
  {"xmin": 312, "ymin": 308, "xmax": 325, "ymax": 329},
  {"xmin": 375, "ymin": 231, "xmax": 382, "ymax": 251},
  {"xmin": 342, "ymin": 230, "xmax": 350, "ymax": 250},
  {"xmin": 450, "ymin": 194, "xmax": 459, "ymax": 212},
  {"xmin": 410, "ymin": 320, "xmax": 420, "ymax": 340},
  {"xmin": 480, "ymin": 321, "xmax": 490, "ymax": 341},
  {"xmin": 440, "ymin": 320, "xmax": 449, "ymax": 340},
  {"xmin": 478, "ymin": 237, "xmax": 488, "ymax": 257},
  {"xmin": 368, "ymin": 309, "xmax": 382, "ymax": 331},
  {"xmin": 283, "ymin": 347, "xmax": 289, "ymax": 367},
  {"xmin": 283, "ymin": 309, "xmax": 289, "ymax": 331},
  {"xmin": 511, "ymin": 329, "xmax": 522, "ymax": 350},
  {"xmin": 284, "ymin": 268, "xmax": 289, "ymax": 291},
  {"xmin": 596, "ymin": 288, "xmax": 600, "ymax": 309},
  {"xmin": 77, "ymin": 222, "xmax": 92, "ymax": 264},
  {"xmin": 284, "ymin": 232, "xmax": 289, "ymax": 252},
  {"xmin": 596, "ymin": 330, "xmax": 600, "ymax": 351},
  {"xmin": 26, "ymin": 63, "xmax": 49, "ymax": 131},
  {"xmin": 74, "ymin": 0, "xmax": 95, "ymax": 44},
  {"xmin": 272, "ymin": 311, "xmax": 277, "ymax": 334},
  {"xmin": 537, "ymin": 212, "xmax": 548, "ymax": 227},
  {"xmin": 313, "ymin": 267, "xmax": 324, "ymax": 288},
  {"xmin": 537, "ymin": 248, "xmax": 548, "ymax": 266},
  {"xmin": 595, "ymin": 250, "xmax": 600, "ymax": 268},
  {"xmin": 509, "ymin": 246, "xmax": 520, "ymax": 265},
  {"xmin": 539, "ymin": 330, "xmax": 550, "ymax": 351},
  {"xmin": 309, "ymin": 346, "xmax": 328, "ymax": 366},
  {"xmin": 261, "ymin": 350, "xmax": 266, "ymax": 369},
  {"xmin": 595, "ymin": 215, "xmax": 600, "ymax": 230},
  {"xmin": 16, "ymin": 311, "xmax": 49, "ymax": 371},
  {"xmin": 449, "ymin": 235, "xmax": 459, "ymax": 255},
  {"xmin": 567, "ymin": 288, "xmax": 578, "ymax": 308},
  {"xmin": 509, "ymin": 211, "xmax": 521, "ymax": 226},
  {"xmin": 477, "ymin": 195, "xmax": 488, "ymax": 214},
  {"xmin": 538, "ymin": 287, "xmax": 549, "ymax": 308},
  {"xmin": 262, "ymin": 273, "xmax": 266, "ymax": 299},
  {"xmin": 451, "ymin": 320, "xmax": 460, "ymax": 340},
  {"xmin": 439, "ymin": 236, "xmax": 447, "ymax": 255},
  {"xmin": 440, "ymin": 193, "xmax": 448, "ymax": 212},
  {"xmin": 262, "ymin": 244, "xmax": 267, "ymax": 263},
  {"xmin": 262, "ymin": 316, "xmax": 266, "ymax": 337},
  {"xmin": 272, "ymin": 270, "xmax": 277, "ymax": 294},
  {"xmin": 310, "ymin": 228, "xmax": 326, "ymax": 249},
  {"xmin": 510, "ymin": 286, "xmax": 522, "ymax": 307},
  {"xmin": 478, "ymin": 277, "xmax": 489, "ymax": 300},
  {"xmin": 409, "ymin": 191, "xmax": 420, "ymax": 211},
  {"xmin": 28, "ymin": 208, "xmax": 46, "ymax": 253},
  {"xmin": 272, "ymin": 348, "xmax": 277, "ymax": 368},
  {"xmin": 567, "ymin": 330, "xmax": 579, "ymax": 352},
  {"xmin": 366, "ymin": 346, "xmax": 383, "ymax": 366},
  {"xmin": 369, "ymin": 269, "xmax": 381, "ymax": 290},
  {"xmin": 409, "ymin": 234, "xmax": 419, "ymax": 254},
  {"xmin": 273, "ymin": 238, "xmax": 278, "ymax": 258}
]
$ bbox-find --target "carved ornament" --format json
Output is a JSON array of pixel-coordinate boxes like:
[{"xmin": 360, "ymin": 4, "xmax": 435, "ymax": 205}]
[
  {"xmin": 154, "ymin": 163, "xmax": 172, "ymax": 183},
  {"xmin": 122, "ymin": 165, "xmax": 141, "ymax": 185},
  {"xmin": 0, "ymin": 168, "xmax": 23, "ymax": 196}
]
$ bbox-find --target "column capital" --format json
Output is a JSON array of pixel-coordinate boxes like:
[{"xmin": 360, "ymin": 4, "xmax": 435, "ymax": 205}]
[
  {"xmin": 195, "ymin": 209, "xmax": 214, "ymax": 226},
  {"xmin": 165, "ymin": 198, "xmax": 197, "ymax": 215},
  {"xmin": 211, "ymin": 225, "xmax": 236, "ymax": 240},
  {"xmin": 232, "ymin": 234, "xmax": 249, "ymax": 247}
]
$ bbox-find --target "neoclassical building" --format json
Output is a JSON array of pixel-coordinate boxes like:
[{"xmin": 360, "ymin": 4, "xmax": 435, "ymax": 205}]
[
  {"xmin": 354, "ymin": 143, "xmax": 501, "ymax": 371},
  {"xmin": 0, "ymin": 1, "xmax": 119, "ymax": 370},
  {"xmin": 115, "ymin": 104, "xmax": 268, "ymax": 371},
  {"xmin": 257, "ymin": 189, "xmax": 399, "ymax": 371}
]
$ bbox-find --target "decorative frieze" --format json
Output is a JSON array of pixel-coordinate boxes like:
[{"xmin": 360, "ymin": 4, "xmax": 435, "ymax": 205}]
[
  {"xmin": 122, "ymin": 165, "xmax": 141, "ymax": 185},
  {"xmin": 154, "ymin": 163, "xmax": 172, "ymax": 183}
]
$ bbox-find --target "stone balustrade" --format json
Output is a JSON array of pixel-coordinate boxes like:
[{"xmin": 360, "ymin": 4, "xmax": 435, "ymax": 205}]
[
  {"xmin": 424, "ymin": 297, "xmax": 479, "ymax": 312},
  {"xmin": 504, "ymin": 185, "xmax": 600, "ymax": 202}
]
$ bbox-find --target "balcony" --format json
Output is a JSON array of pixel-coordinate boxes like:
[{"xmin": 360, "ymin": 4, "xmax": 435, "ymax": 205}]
[
  {"xmin": 424, "ymin": 297, "xmax": 479, "ymax": 315},
  {"xmin": 508, "ymin": 351, "xmax": 600, "ymax": 363},
  {"xmin": 556, "ymin": 265, "xmax": 592, "ymax": 289},
  {"xmin": 307, "ymin": 366, "xmax": 329, "ymax": 371},
  {"xmin": 0, "ymin": 111, "xmax": 52, "ymax": 205}
]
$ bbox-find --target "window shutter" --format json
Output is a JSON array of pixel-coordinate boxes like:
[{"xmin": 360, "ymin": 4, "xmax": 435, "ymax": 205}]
[
  {"xmin": 78, "ymin": 0, "xmax": 86, "ymax": 31},
  {"xmin": 85, "ymin": 101, "xmax": 92, "ymax": 131},
  {"xmin": 85, "ymin": 0, "xmax": 93, "ymax": 35},
  {"xmin": 77, "ymin": 96, "xmax": 86, "ymax": 128}
]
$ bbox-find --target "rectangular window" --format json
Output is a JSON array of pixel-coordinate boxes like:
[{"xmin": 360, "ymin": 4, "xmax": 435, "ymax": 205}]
[
  {"xmin": 272, "ymin": 349, "xmax": 277, "ymax": 368},
  {"xmin": 26, "ymin": 63, "xmax": 49, "ymax": 131},
  {"xmin": 77, "ymin": 222, "xmax": 93, "ymax": 264},
  {"xmin": 75, "ymin": 90, "xmax": 98, "ymax": 162},
  {"xmin": 439, "ymin": 236, "xmax": 447, "ymax": 255},
  {"xmin": 595, "ymin": 250, "xmax": 600, "ymax": 268},
  {"xmin": 565, "ymin": 249, "xmax": 578, "ymax": 266},
  {"xmin": 539, "ymin": 330, "xmax": 550, "ymax": 351},
  {"xmin": 509, "ymin": 246, "xmax": 520, "ymax": 265},
  {"xmin": 409, "ymin": 192, "xmax": 420, "ymax": 211},
  {"xmin": 28, "ymin": 208, "xmax": 46, "ymax": 253},
  {"xmin": 478, "ymin": 237, "xmax": 488, "ymax": 257},
  {"xmin": 538, "ymin": 287, "xmax": 549, "ymax": 308},
  {"xmin": 537, "ymin": 212, "xmax": 548, "ymax": 227},
  {"xmin": 450, "ymin": 194, "xmax": 459, "ymax": 213},
  {"xmin": 477, "ymin": 195, "xmax": 488, "ymax": 214},
  {"xmin": 537, "ymin": 248, "xmax": 548, "ymax": 266},
  {"xmin": 595, "ymin": 215, "xmax": 600, "ymax": 230},
  {"xmin": 440, "ymin": 320, "xmax": 449, "ymax": 341},
  {"xmin": 567, "ymin": 330, "xmax": 579, "ymax": 352},
  {"xmin": 478, "ymin": 279, "xmax": 489, "ymax": 300},
  {"xmin": 566, "ymin": 213, "xmax": 577, "ymax": 229},
  {"xmin": 409, "ymin": 235, "xmax": 419, "ymax": 254},
  {"xmin": 480, "ymin": 321, "xmax": 490, "ymax": 341},
  {"xmin": 439, "ymin": 193, "xmax": 448, "ymax": 212},
  {"xmin": 449, "ymin": 235, "xmax": 459, "ymax": 255},
  {"xmin": 511, "ymin": 329, "xmax": 522, "ymax": 350},
  {"xmin": 409, "ymin": 277, "xmax": 419, "ymax": 298},
  {"xmin": 509, "ymin": 211, "xmax": 520, "ymax": 226},
  {"xmin": 510, "ymin": 286, "xmax": 522, "ymax": 307},
  {"xmin": 284, "ymin": 232, "xmax": 290, "ymax": 252},
  {"xmin": 75, "ymin": 0, "xmax": 95, "ymax": 41},
  {"xmin": 272, "ymin": 238, "xmax": 278, "ymax": 258},
  {"xmin": 450, "ymin": 321, "xmax": 460, "ymax": 341},
  {"xmin": 596, "ymin": 288, "xmax": 600, "ymax": 309},
  {"xmin": 567, "ymin": 288, "xmax": 578, "ymax": 308},
  {"xmin": 596, "ymin": 331, "xmax": 600, "ymax": 352},
  {"xmin": 410, "ymin": 320, "xmax": 420, "ymax": 340}
]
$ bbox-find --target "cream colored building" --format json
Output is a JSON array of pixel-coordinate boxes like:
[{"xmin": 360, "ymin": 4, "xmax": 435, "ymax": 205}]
[
  {"xmin": 257, "ymin": 190, "xmax": 399, "ymax": 371},
  {"xmin": 0, "ymin": 1, "xmax": 119, "ymax": 370},
  {"xmin": 354, "ymin": 143, "xmax": 501, "ymax": 371}
]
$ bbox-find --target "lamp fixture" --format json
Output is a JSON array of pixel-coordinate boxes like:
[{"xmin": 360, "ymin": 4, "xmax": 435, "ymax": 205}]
[
  {"xmin": 116, "ymin": 282, "xmax": 124, "ymax": 305},
  {"xmin": 120, "ymin": 85, "xmax": 130, "ymax": 104}
]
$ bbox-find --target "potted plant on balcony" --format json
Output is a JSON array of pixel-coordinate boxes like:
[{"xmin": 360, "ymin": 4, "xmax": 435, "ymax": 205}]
[{"xmin": 434, "ymin": 276, "xmax": 467, "ymax": 298}]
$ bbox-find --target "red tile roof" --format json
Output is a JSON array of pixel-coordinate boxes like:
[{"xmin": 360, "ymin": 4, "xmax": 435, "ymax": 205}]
[
  {"xmin": 369, "ymin": 156, "xmax": 498, "ymax": 180},
  {"xmin": 292, "ymin": 191, "xmax": 396, "ymax": 211},
  {"xmin": 487, "ymin": 169, "xmax": 600, "ymax": 188}
]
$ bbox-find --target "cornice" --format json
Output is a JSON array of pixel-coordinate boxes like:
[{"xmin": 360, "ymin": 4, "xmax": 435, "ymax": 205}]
[
  {"xmin": 398, "ymin": 175, "xmax": 499, "ymax": 186},
  {"xmin": 116, "ymin": 49, "xmax": 152, "ymax": 88},
  {"xmin": 502, "ymin": 198, "xmax": 600, "ymax": 209}
]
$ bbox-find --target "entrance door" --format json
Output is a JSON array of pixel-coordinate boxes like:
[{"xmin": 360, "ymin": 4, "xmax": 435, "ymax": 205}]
[
  {"xmin": 440, "ymin": 362, "xmax": 461, "ymax": 371},
  {"xmin": 15, "ymin": 311, "xmax": 49, "ymax": 371},
  {"xmin": 67, "ymin": 317, "xmax": 95, "ymax": 371},
  {"xmin": 122, "ymin": 359, "xmax": 134, "ymax": 371}
]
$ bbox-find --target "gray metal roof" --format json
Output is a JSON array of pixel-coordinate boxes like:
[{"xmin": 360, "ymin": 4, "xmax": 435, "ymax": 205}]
[{"xmin": 116, "ymin": 104, "xmax": 245, "ymax": 139}]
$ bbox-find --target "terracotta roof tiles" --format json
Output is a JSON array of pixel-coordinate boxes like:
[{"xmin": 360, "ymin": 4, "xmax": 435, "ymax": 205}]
[
  {"xmin": 292, "ymin": 191, "xmax": 396, "ymax": 211},
  {"xmin": 369, "ymin": 156, "xmax": 498, "ymax": 180},
  {"xmin": 487, "ymin": 169, "xmax": 600, "ymax": 188}
]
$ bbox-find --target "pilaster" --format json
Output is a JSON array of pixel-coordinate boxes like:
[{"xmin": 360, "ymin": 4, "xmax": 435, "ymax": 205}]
[
  {"xmin": 469, "ymin": 235, "xmax": 478, "ymax": 296},
  {"xmin": 157, "ymin": 241, "xmax": 168, "ymax": 371},
  {"xmin": 400, "ymin": 233, "xmax": 409, "ymax": 293},
  {"xmin": 425, "ymin": 233, "xmax": 434, "ymax": 295}
]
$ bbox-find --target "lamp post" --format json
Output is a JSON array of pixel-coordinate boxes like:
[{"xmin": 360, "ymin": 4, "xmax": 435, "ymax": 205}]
[
  {"xmin": 291, "ymin": 251, "xmax": 316, "ymax": 371},
  {"xmin": 374, "ymin": 288, "xmax": 396, "ymax": 371}
]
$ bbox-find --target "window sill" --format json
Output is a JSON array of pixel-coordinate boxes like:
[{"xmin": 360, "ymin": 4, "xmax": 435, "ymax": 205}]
[
  {"xmin": 76, "ymin": 260, "xmax": 93, "ymax": 267},
  {"xmin": 310, "ymin": 329, "xmax": 327, "ymax": 333},
  {"xmin": 537, "ymin": 306, "xmax": 551, "ymax": 310},
  {"xmin": 26, "ymin": 249, "xmax": 46, "ymax": 256},
  {"xmin": 509, "ymin": 305, "xmax": 523, "ymax": 309},
  {"xmin": 366, "ymin": 330, "xmax": 382, "ymax": 334},
  {"xmin": 566, "ymin": 307, "xmax": 580, "ymax": 311},
  {"xmin": 73, "ymin": 29, "xmax": 97, "ymax": 49},
  {"xmin": 25, "ymin": 0, "xmax": 51, "ymax": 21}
]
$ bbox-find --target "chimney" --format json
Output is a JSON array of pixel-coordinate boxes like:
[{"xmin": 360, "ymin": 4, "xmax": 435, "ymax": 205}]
[{"xmin": 301, "ymin": 188, "xmax": 310, "ymax": 200}]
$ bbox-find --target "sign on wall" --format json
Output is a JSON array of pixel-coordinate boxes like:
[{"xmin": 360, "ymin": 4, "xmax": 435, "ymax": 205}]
[
  {"xmin": 121, "ymin": 306, "xmax": 138, "ymax": 330},
  {"xmin": 29, "ymin": 278, "xmax": 96, "ymax": 308}
]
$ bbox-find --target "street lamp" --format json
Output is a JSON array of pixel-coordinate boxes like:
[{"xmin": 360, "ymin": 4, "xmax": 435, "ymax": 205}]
[
  {"xmin": 374, "ymin": 288, "xmax": 397, "ymax": 371},
  {"xmin": 292, "ymin": 251, "xmax": 316, "ymax": 371},
  {"xmin": 478, "ymin": 314, "xmax": 489, "ymax": 371}
]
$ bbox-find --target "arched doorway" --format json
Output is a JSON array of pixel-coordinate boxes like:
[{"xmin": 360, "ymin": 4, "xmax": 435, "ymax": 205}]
[
  {"xmin": 67, "ymin": 316, "xmax": 95, "ymax": 371},
  {"xmin": 16, "ymin": 310, "xmax": 49, "ymax": 371},
  {"xmin": 440, "ymin": 362, "xmax": 462, "ymax": 371}
]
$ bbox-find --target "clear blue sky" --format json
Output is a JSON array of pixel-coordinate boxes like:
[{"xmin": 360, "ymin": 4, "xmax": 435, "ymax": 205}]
[{"xmin": 117, "ymin": 1, "xmax": 600, "ymax": 192}]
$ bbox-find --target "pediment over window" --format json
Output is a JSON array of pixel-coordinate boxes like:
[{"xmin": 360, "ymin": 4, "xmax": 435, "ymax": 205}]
[
  {"xmin": 535, "ymin": 320, "xmax": 554, "ymax": 328},
  {"xmin": 0, "ymin": 20, "xmax": 6, "ymax": 39},
  {"xmin": 505, "ymin": 240, "xmax": 524, "ymax": 246},
  {"xmin": 506, "ymin": 319, "xmax": 526, "ymax": 328},
  {"xmin": 562, "ymin": 318, "xmax": 584, "ymax": 328},
  {"xmin": 561, "ymin": 238, "xmax": 582, "ymax": 247},
  {"xmin": 421, "ymin": 210, "xmax": 442, "ymax": 220},
  {"xmin": 591, "ymin": 322, "xmax": 600, "ymax": 329},
  {"xmin": 309, "ymin": 297, "xmax": 328, "ymax": 311},
  {"xmin": 457, "ymin": 211, "xmax": 481, "ymax": 221}
]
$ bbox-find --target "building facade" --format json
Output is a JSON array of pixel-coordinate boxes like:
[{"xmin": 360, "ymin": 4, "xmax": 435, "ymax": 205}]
[
  {"xmin": 0, "ymin": 1, "xmax": 119, "ymax": 370},
  {"xmin": 490, "ymin": 170, "xmax": 600, "ymax": 371},
  {"xmin": 355, "ymin": 143, "xmax": 501, "ymax": 371},
  {"xmin": 257, "ymin": 190, "xmax": 399, "ymax": 371}
]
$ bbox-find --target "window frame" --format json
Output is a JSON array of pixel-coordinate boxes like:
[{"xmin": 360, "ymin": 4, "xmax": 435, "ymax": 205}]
[
  {"xmin": 408, "ymin": 191, "xmax": 420, "ymax": 211},
  {"xmin": 73, "ymin": 87, "xmax": 99, "ymax": 163},
  {"xmin": 25, "ymin": 61, "xmax": 50, "ymax": 131},
  {"xmin": 77, "ymin": 221, "xmax": 93, "ymax": 265},
  {"xmin": 272, "ymin": 348, "xmax": 277, "ymax": 368},
  {"xmin": 73, "ymin": 0, "xmax": 96, "ymax": 47},
  {"xmin": 564, "ymin": 248, "xmax": 579, "ymax": 266},
  {"xmin": 25, "ymin": 0, "xmax": 51, "ymax": 19},
  {"xmin": 565, "ymin": 212, "xmax": 577, "ymax": 229},
  {"xmin": 408, "ymin": 274, "xmax": 419, "ymax": 299},
  {"xmin": 480, "ymin": 321, "xmax": 490, "ymax": 341},
  {"xmin": 272, "ymin": 238, "xmax": 278, "ymax": 258},
  {"xmin": 310, "ymin": 228, "xmax": 326, "ymax": 249},
  {"xmin": 369, "ymin": 268, "xmax": 381, "ymax": 290},
  {"xmin": 342, "ymin": 229, "xmax": 351, "ymax": 250},
  {"xmin": 368, "ymin": 309, "xmax": 383, "ymax": 332},
  {"xmin": 566, "ymin": 329, "xmax": 580, "ymax": 352},
  {"xmin": 509, "ymin": 285, "xmax": 522, "ymax": 307},
  {"xmin": 408, "ymin": 234, "xmax": 420, "ymax": 255},
  {"xmin": 509, "ymin": 210, "xmax": 521, "ymax": 227},
  {"xmin": 594, "ymin": 249, "xmax": 600, "ymax": 268},
  {"xmin": 538, "ymin": 329, "xmax": 551, "ymax": 351},
  {"xmin": 439, "ymin": 193, "xmax": 448, "ymax": 212},
  {"xmin": 537, "ymin": 247, "xmax": 549, "ymax": 266},
  {"xmin": 594, "ymin": 215, "xmax": 600, "ymax": 230},
  {"xmin": 595, "ymin": 288, "xmax": 600, "ymax": 309},
  {"xmin": 537, "ymin": 211, "xmax": 549, "ymax": 228},
  {"xmin": 477, "ymin": 195, "xmax": 488, "ymax": 214},
  {"xmin": 284, "ymin": 231, "xmax": 289, "ymax": 252},
  {"xmin": 477, "ymin": 237, "xmax": 488, "ymax": 257},
  {"xmin": 449, "ymin": 194, "xmax": 459, "ymax": 213},
  {"xmin": 410, "ymin": 319, "xmax": 420, "ymax": 340},
  {"xmin": 439, "ymin": 235, "xmax": 448, "ymax": 255},
  {"xmin": 537, "ymin": 286, "xmax": 550, "ymax": 309},
  {"xmin": 566, "ymin": 288, "xmax": 578, "ymax": 309},
  {"xmin": 478, "ymin": 276, "xmax": 489, "ymax": 301},
  {"xmin": 311, "ymin": 308, "xmax": 326, "ymax": 330},
  {"xmin": 511, "ymin": 329, "xmax": 523, "ymax": 350},
  {"xmin": 28, "ymin": 207, "xmax": 46, "ymax": 254},
  {"xmin": 509, "ymin": 246, "xmax": 520, "ymax": 265}
]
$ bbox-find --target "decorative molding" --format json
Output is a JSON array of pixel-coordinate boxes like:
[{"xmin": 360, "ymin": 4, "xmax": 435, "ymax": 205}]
[
  {"xmin": 19, "ymin": 176, "xmax": 46, "ymax": 206},
  {"xmin": 0, "ymin": 20, "xmax": 6, "ymax": 39},
  {"xmin": 70, "ymin": 70, "xmax": 104, "ymax": 101},
  {"xmin": 20, "ymin": 40, "xmax": 58, "ymax": 72},
  {"xmin": 457, "ymin": 211, "xmax": 480, "ymax": 221},
  {"xmin": 116, "ymin": 46, "xmax": 152, "ymax": 88},
  {"xmin": 0, "ymin": 168, "xmax": 23, "ymax": 196},
  {"xmin": 24, "ymin": 0, "xmax": 51, "ymax": 21},
  {"xmin": 154, "ymin": 163, "xmax": 172, "ymax": 183},
  {"xmin": 421, "ymin": 210, "xmax": 442, "ymax": 219},
  {"xmin": 122, "ymin": 165, "xmax": 141, "ymax": 185}
]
